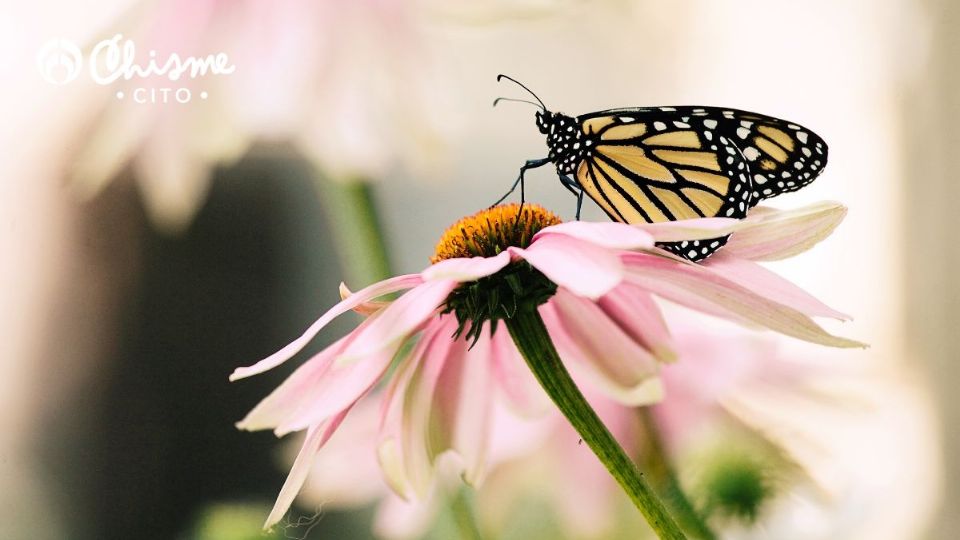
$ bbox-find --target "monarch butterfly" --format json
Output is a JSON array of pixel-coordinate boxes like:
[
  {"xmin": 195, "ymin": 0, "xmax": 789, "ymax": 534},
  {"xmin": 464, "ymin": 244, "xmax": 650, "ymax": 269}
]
[{"xmin": 494, "ymin": 75, "xmax": 829, "ymax": 262}]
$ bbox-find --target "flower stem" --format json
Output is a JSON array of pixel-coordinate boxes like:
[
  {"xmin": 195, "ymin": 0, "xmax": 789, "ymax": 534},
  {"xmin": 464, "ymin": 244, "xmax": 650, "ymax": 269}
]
[
  {"xmin": 504, "ymin": 308, "xmax": 687, "ymax": 540},
  {"xmin": 315, "ymin": 175, "xmax": 392, "ymax": 286},
  {"xmin": 639, "ymin": 409, "xmax": 717, "ymax": 540},
  {"xmin": 449, "ymin": 487, "xmax": 483, "ymax": 540}
]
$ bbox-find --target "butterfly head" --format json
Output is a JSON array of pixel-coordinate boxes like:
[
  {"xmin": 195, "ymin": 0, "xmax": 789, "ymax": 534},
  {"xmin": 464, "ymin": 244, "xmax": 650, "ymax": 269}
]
[{"xmin": 535, "ymin": 110, "xmax": 553, "ymax": 134}]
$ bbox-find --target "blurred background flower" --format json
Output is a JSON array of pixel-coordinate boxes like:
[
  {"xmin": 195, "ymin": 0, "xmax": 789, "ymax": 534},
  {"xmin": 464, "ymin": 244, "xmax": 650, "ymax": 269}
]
[
  {"xmin": 294, "ymin": 325, "xmax": 937, "ymax": 540},
  {"xmin": 0, "ymin": 0, "xmax": 952, "ymax": 539}
]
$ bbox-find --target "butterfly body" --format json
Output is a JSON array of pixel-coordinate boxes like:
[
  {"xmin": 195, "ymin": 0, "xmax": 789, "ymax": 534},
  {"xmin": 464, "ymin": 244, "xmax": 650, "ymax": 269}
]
[{"xmin": 531, "ymin": 105, "xmax": 828, "ymax": 261}]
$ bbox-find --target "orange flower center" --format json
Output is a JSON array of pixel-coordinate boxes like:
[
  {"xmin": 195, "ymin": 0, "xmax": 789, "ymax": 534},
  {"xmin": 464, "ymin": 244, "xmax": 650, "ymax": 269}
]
[{"xmin": 431, "ymin": 203, "xmax": 562, "ymax": 263}]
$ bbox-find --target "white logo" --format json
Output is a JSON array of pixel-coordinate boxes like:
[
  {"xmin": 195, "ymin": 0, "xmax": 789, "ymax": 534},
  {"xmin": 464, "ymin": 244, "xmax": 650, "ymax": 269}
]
[
  {"xmin": 37, "ymin": 39, "xmax": 83, "ymax": 85},
  {"xmin": 38, "ymin": 34, "xmax": 235, "ymax": 104}
]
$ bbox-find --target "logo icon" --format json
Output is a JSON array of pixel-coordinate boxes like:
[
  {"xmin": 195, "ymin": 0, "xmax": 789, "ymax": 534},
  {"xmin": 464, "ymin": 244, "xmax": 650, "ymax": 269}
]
[{"xmin": 37, "ymin": 39, "xmax": 83, "ymax": 85}]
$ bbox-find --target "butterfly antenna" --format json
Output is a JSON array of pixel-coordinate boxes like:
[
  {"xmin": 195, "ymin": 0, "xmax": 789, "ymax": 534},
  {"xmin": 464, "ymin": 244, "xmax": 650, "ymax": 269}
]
[
  {"xmin": 492, "ymin": 97, "xmax": 545, "ymax": 109},
  {"xmin": 496, "ymin": 75, "xmax": 547, "ymax": 110}
]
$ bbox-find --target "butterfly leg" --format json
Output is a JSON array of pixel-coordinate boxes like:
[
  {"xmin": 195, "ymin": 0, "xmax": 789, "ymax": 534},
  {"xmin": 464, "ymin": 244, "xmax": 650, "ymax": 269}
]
[
  {"xmin": 557, "ymin": 174, "xmax": 584, "ymax": 220},
  {"xmin": 493, "ymin": 158, "xmax": 551, "ymax": 206}
]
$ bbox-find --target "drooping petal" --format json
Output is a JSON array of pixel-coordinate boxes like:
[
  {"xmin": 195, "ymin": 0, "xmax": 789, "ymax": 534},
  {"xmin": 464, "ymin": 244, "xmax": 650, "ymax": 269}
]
[
  {"xmin": 421, "ymin": 251, "xmax": 511, "ymax": 282},
  {"xmin": 535, "ymin": 221, "xmax": 654, "ymax": 250},
  {"xmin": 510, "ymin": 234, "xmax": 623, "ymax": 299},
  {"xmin": 705, "ymin": 252, "xmax": 851, "ymax": 320},
  {"xmin": 426, "ymin": 324, "xmax": 496, "ymax": 488},
  {"xmin": 236, "ymin": 314, "xmax": 378, "ymax": 432},
  {"xmin": 273, "ymin": 339, "xmax": 403, "ymax": 437},
  {"xmin": 597, "ymin": 283, "xmax": 677, "ymax": 363},
  {"xmin": 254, "ymin": 281, "xmax": 453, "ymax": 436},
  {"xmin": 723, "ymin": 201, "xmax": 847, "ymax": 261},
  {"xmin": 263, "ymin": 408, "xmax": 352, "ymax": 530},
  {"xmin": 373, "ymin": 492, "xmax": 441, "ymax": 540},
  {"xmin": 399, "ymin": 318, "xmax": 461, "ymax": 498},
  {"xmin": 622, "ymin": 252, "xmax": 865, "ymax": 348},
  {"xmin": 541, "ymin": 289, "xmax": 664, "ymax": 406},
  {"xmin": 336, "ymin": 280, "xmax": 457, "ymax": 363},
  {"xmin": 230, "ymin": 274, "xmax": 423, "ymax": 381},
  {"xmin": 631, "ymin": 217, "xmax": 741, "ymax": 243},
  {"xmin": 489, "ymin": 325, "xmax": 550, "ymax": 417},
  {"xmin": 377, "ymin": 318, "xmax": 456, "ymax": 499},
  {"xmin": 340, "ymin": 282, "xmax": 390, "ymax": 316}
]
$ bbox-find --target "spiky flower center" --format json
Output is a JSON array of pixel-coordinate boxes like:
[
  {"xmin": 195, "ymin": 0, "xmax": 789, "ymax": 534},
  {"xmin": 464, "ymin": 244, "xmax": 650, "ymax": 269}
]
[
  {"xmin": 433, "ymin": 204, "xmax": 563, "ymax": 343},
  {"xmin": 431, "ymin": 203, "xmax": 562, "ymax": 263}
]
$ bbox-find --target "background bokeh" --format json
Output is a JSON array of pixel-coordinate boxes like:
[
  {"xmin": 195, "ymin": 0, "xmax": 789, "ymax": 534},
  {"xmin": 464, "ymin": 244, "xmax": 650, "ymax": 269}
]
[{"xmin": 0, "ymin": 0, "xmax": 952, "ymax": 538}]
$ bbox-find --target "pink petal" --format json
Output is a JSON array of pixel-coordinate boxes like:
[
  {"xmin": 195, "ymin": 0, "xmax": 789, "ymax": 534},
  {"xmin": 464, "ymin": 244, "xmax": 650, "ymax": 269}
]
[
  {"xmin": 373, "ymin": 493, "xmax": 440, "ymax": 540},
  {"xmin": 377, "ymin": 318, "xmax": 457, "ymax": 499},
  {"xmin": 597, "ymin": 283, "xmax": 677, "ymax": 363},
  {"xmin": 236, "ymin": 315, "xmax": 379, "ymax": 432},
  {"xmin": 431, "ymin": 323, "xmax": 495, "ymax": 487},
  {"xmin": 622, "ymin": 252, "xmax": 865, "ymax": 348},
  {"xmin": 724, "ymin": 202, "xmax": 847, "ymax": 261},
  {"xmin": 235, "ymin": 339, "xmax": 341, "ymax": 432},
  {"xmin": 339, "ymin": 282, "xmax": 390, "ymax": 316},
  {"xmin": 535, "ymin": 221, "xmax": 654, "ymax": 250},
  {"xmin": 704, "ymin": 252, "xmax": 851, "ymax": 320},
  {"xmin": 230, "ymin": 274, "xmax": 423, "ymax": 381},
  {"xmin": 421, "ymin": 251, "xmax": 511, "ymax": 282},
  {"xmin": 337, "ymin": 280, "xmax": 457, "ymax": 362},
  {"xmin": 399, "ymin": 318, "xmax": 461, "ymax": 498},
  {"xmin": 631, "ymin": 217, "xmax": 741, "ymax": 242},
  {"xmin": 489, "ymin": 326, "xmax": 550, "ymax": 417},
  {"xmin": 274, "ymin": 340, "xmax": 401, "ymax": 437},
  {"xmin": 541, "ymin": 289, "xmax": 664, "ymax": 405},
  {"xmin": 263, "ymin": 407, "xmax": 351, "ymax": 530},
  {"xmin": 510, "ymin": 235, "xmax": 623, "ymax": 300}
]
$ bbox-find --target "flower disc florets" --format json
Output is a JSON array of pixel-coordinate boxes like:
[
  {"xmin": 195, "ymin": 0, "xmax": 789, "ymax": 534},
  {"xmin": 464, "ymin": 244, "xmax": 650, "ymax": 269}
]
[{"xmin": 433, "ymin": 204, "xmax": 562, "ymax": 343}]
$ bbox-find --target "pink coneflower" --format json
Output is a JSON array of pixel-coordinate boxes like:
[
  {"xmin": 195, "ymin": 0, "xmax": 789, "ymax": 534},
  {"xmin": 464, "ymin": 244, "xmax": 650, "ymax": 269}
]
[{"xmin": 232, "ymin": 201, "xmax": 861, "ymax": 533}]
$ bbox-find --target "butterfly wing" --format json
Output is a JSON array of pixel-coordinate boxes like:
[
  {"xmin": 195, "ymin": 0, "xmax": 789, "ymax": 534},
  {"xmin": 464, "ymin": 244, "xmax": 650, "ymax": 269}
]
[
  {"xmin": 699, "ymin": 107, "xmax": 829, "ymax": 203},
  {"xmin": 574, "ymin": 110, "xmax": 753, "ymax": 260}
]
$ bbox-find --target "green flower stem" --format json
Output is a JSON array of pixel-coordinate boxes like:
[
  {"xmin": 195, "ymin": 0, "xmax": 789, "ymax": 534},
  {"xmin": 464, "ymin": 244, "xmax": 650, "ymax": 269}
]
[
  {"xmin": 504, "ymin": 308, "xmax": 687, "ymax": 540},
  {"xmin": 449, "ymin": 487, "xmax": 483, "ymax": 540},
  {"xmin": 315, "ymin": 175, "xmax": 392, "ymax": 286},
  {"xmin": 639, "ymin": 409, "xmax": 717, "ymax": 540}
]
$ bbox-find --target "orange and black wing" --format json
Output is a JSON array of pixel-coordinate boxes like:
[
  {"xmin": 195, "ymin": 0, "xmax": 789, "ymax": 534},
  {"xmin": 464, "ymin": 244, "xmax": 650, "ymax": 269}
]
[
  {"xmin": 702, "ymin": 108, "xmax": 828, "ymax": 202},
  {"xmin": 573, "ymin": 112, "xmax": 754, "ymax": 260}
]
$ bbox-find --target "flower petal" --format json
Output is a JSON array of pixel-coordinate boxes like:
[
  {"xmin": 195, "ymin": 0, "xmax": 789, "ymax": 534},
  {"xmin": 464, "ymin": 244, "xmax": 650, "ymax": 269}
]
[
  {"xmin": 421, "ymin": 251, "xmax": 511, "ymax": 282},
  {"xmin": 340, "ymin": 282, "xmax": 390, "ymax": 316},
  {"xmin": 705, "ymin": 252, "xmax": 851, "ymax": 320},
  {"xmin": 337, "ymin": 280, "xmax": 457, "ymax": 363},
  {"xmin": 377, "ymin": 318, "xmax": 455, "ymax": 499},
  {"xmin": 510, "ymin": 235, "xmax": 623, "ymax": 299},
  {"xmin": 489, "ymin": 325, "xmax": 550, "ymax": 417},
  {"xmin": 230, "ymin": 274, "xmax": 423, "ymax": 381},
  {"xmin": 432, "ymin": 323, "xmax": 495, "ymax": 487},
  {"xmin": 631, "ymin": 217, "xmax": 741, "ymax": 243},
  {"xmin": 541, "ymin": 289, "xmax": 664, "ymax": 405},
  {"xmin": 597, "ymin": 283, "xmax": 677, "ymax": 363},
  {"xmin": 623, "ymin": 252, "xmax": 865, "ymax": 348},
  {"xmin": 399, "ymin": 318, "xmax": 461, "ymax": 498},
  {"xmin": 263, "ymin": 408, "xmax": 351, "ymax": 530},
  {"xmin": 236, "ymin": 314, "xmax": 380, "ymax": 432},
  {"xmin": 535, "ymin": 221, "xmax": 654, "ymax": 250},
  {"xmin": 723, "ymin": 201, "xmax": 847, "ymax": 261},
  {"xmin": 274, "ymin": 340, "xmax": 401, "ymax": 436}
]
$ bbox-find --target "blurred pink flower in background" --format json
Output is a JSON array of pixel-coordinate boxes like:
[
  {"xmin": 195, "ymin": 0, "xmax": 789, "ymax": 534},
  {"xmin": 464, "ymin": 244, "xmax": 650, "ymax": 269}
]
[
  {"xmin": 41, "ymin": 0, "xmax": 461, "ymax": 231},
  {"xmin": 293, "ymin": 326, "xmax": 937, "ymax": 540},
  {"xmin": 231, "ymin": 201, "xmax": 861, "ymax": 529}
]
